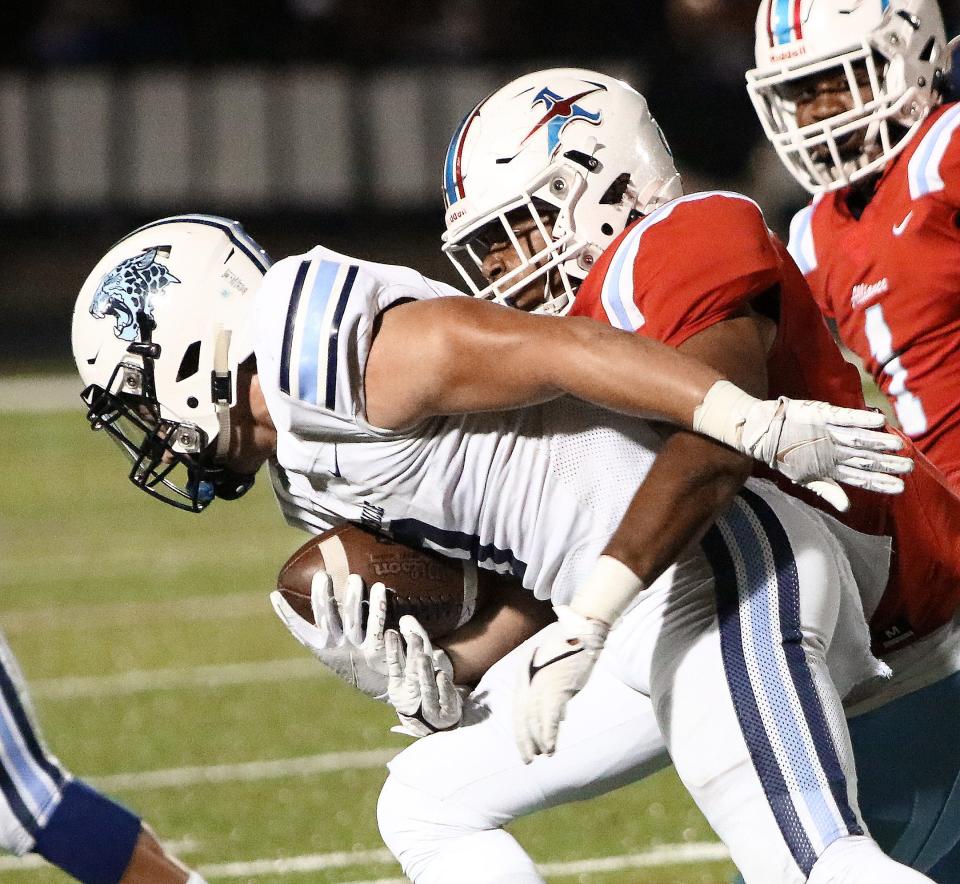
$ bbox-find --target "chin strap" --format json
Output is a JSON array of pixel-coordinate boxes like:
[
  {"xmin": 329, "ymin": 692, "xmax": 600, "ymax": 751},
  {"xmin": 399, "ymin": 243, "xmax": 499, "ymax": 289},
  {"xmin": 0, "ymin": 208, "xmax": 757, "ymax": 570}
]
[{"xmin": 211, "ymin": 327, "xmax": 233, "ymax": 463}]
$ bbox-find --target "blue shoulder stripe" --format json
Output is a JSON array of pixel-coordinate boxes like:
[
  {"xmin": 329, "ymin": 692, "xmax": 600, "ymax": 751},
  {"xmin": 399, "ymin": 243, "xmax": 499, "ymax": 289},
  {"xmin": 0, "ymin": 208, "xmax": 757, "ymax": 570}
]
[
  {"xmin": 298, "ymin": 260, "xmax": 342, "ymax": 404},
  {"xmin": 282, "ymin": 259, "xmax": 362, "ymax": 407}
]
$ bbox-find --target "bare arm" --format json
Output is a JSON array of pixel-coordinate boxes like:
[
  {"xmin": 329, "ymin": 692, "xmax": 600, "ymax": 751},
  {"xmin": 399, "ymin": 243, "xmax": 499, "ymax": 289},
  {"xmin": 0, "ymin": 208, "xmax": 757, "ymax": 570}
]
[
  {"xmin": 600, "ymin": 312, "xmax": 772, "ymax": 586},
  {"xmin": 364, "ymin": 297, "xmax": 722, "ymax": 430},
  {"xmin": 437, "ymin": 575, "xmax": 555, "ymax": 686}
]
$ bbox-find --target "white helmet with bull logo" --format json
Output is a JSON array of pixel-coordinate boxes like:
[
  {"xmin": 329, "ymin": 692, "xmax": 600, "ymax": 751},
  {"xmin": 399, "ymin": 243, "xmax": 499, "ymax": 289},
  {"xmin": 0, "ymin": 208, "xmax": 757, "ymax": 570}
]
[{"xmin": 441, "ymin": 68, "xmax": 682, "ymax": 314}]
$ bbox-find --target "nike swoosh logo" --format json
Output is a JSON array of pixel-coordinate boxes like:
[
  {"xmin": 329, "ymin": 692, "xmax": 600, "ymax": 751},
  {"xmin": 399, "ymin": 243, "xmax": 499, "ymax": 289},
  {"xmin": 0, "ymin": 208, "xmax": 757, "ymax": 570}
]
[
  {"xmin": 776, "ymin": 438, "xmax": 828, "ymax": 464},
  {"xmin": 892, "ymin": 210, "xmax": 913, "ymax": 236},
  {"xmin": 529, "ymin": 647, "xmax": 583, "ymax": 679}
]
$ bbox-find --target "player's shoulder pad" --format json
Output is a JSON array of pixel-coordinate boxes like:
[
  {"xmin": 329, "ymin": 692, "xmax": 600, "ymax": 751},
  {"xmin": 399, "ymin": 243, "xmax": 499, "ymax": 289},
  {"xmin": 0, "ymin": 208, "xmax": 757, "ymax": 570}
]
[
  {"xmin": 257, "ymin": 245, "xmax": 462, "ymax": 416},
  {"xmin": 609, "ymin": 191, "xmax": 767, "ymax": 265},
  {"xmin": 907, "ymin": 101, "xmax": 960, "ymax": 200},
  {"xmin": 596, "ymin": 191, "xmax": 768, "ymax": 332}
]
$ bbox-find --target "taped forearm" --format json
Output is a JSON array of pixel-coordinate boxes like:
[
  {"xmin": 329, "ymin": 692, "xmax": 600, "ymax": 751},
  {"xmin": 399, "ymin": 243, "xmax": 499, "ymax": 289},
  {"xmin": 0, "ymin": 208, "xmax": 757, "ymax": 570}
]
[{"xmin": 568, "ymin": 556, "xmax": 645, "ymax": 626}]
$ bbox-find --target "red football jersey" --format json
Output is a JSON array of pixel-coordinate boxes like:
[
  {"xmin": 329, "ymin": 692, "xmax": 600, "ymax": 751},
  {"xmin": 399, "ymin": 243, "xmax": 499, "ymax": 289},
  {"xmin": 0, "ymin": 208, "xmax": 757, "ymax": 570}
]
[
  {"xmin": 791, "ymin": 102, "xmax": 960, "ymax": 489},
  {"xmin": 570, "ymin": 191, "xmax": 960, "ymax": 651}
]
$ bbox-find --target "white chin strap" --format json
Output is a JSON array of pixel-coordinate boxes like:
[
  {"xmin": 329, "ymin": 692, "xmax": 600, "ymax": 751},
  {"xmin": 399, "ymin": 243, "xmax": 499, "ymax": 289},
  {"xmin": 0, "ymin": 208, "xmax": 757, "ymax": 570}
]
[{"xmin": 212, "ymin": 328, "xmax": 233, "ymax": 463}]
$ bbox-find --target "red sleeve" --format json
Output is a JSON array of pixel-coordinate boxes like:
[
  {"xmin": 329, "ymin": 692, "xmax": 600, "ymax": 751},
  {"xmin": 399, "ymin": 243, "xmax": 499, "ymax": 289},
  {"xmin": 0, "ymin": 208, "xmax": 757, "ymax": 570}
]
[{"xmin": 601, "ymin": 194, "xmax": 782, "ymax": 348}]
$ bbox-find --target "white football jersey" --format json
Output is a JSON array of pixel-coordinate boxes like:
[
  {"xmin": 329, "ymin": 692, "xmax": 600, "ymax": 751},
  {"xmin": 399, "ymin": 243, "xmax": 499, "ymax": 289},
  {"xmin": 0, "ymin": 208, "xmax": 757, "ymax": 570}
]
[{"xmin": 254, "ymin": 245, "xmax": 667, "ymax": 605}]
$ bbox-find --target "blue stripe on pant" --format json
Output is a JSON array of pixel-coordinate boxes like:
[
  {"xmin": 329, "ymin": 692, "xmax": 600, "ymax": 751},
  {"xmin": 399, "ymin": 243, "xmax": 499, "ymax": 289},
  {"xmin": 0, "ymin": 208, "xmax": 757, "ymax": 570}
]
[{"xmin": 702, "ymin": 489, "xmax": 861, "ymax": 877}]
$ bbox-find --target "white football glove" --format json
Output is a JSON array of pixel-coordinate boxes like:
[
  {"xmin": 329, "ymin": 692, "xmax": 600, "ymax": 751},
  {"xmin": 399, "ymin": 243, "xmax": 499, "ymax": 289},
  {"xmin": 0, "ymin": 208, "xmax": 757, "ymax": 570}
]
[
  {"xmin": 514, "ymin": 605, "xmax": 609, "ymax": 764},
  {"xmin": 269, "ymin": 571, "xmax": 389, "ymax": 699},
  {"xmin": 386, "ymin": 615, "xmax": 463, "ymax": 738},
  {"xmin": 693, "ymin": 381, "xmax": 913, "ymax": 511}
]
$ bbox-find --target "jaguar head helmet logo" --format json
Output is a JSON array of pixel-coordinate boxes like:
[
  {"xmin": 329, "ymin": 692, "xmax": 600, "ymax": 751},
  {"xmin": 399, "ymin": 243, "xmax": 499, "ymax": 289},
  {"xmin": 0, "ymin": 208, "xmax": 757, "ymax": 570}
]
[{"xmin": 89, "ymin": 247, "xmax": 181, "ymax": 341}]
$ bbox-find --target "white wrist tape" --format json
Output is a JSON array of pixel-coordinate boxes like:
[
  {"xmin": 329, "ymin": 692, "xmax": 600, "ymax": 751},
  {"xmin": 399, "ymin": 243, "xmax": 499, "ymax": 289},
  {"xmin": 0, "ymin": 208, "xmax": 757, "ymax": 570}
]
[
  {"xmin": 691, "ymin": 379, "xmax": 760, "ymax": 451},
  {"xmin": 569, "ymin": 555, "xmax": 645, "ymax": 626}
]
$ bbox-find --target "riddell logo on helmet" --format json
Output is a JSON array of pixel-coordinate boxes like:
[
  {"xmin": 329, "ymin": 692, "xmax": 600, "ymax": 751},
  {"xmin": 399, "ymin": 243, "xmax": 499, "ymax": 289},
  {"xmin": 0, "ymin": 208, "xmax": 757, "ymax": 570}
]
[
  {"xmin": 768, "ymin": 45, "xmax": 807, "ymax": 62},
  {"xmin": 447, "ymin": 207, "xmax": 467, "ymax": 224}
]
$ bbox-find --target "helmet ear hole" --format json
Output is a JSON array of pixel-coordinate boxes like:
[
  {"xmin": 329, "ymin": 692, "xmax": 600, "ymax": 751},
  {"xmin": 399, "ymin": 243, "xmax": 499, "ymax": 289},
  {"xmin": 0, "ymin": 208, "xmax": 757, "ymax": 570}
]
[
  {"xmin": 600, "ymin": 173, "xmax": 632, "ymax": 206},
  {"xmin": 176, "ymin": 341, "xmax": 202, "ymax": 381}
]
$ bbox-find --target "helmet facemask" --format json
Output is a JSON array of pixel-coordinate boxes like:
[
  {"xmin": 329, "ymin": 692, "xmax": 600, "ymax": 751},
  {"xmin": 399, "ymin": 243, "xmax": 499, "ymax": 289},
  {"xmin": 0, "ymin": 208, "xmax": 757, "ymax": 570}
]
[
  {"xmin": 442, "ymin": 165, "xmax": 588, "ymax": 315},
  {"xmin": 751, "ymin": 46, "xmax": 915, "ymax": 191},
  {"xmin": 81, "ymin": 326, "xmax": 254, "ymax": 513}
]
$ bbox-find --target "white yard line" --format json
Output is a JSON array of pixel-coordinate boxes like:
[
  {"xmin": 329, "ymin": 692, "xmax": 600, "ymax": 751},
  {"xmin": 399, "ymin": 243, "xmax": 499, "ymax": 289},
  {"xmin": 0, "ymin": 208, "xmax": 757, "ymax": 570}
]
[
  {"xmin": 201, "ymin": 849, "xmax": 395, "ymax": 878},
  {"xmin": 198, "ymin": 842, "xmax": 732, "ymax": 880},
  {"xmin": 0, "ymin": 375, "xmax": 82, "ymax": 413},
  {"xmin": 0, "ymin": 592, "xmax": 269, "ymax": 634},
  {"xmin": 537, "ymin": 842, "xmax": 732, "ymax": 875},
  {"xmin": 1, "ymin": 545, "xmax": 289, "ymax": 590},
  {"xmin": 90, "ymin": 748, "xmax": 398, "ymax": 792},
  {"xmin": 30, "ymin": 657, "xmax": 327, "ymax": 700}
]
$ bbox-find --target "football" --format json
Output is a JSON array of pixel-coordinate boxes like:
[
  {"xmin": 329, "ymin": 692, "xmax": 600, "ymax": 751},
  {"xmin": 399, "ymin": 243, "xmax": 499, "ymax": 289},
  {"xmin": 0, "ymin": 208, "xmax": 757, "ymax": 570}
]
[{"xmin": 276, "ymin": 524, "xmax": 484, "ymax": 638}]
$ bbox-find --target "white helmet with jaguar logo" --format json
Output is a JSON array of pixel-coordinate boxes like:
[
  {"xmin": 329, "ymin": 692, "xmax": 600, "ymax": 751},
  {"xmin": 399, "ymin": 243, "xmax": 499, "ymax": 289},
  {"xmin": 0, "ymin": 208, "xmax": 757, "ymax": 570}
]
[{"xmin": 71, "ymin": 214, "xmax": 270, "ymax": 511}]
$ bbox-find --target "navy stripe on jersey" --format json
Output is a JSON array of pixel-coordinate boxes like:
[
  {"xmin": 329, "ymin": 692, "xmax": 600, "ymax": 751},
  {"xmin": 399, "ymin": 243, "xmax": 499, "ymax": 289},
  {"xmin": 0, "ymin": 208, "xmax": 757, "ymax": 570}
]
[
  {"xmin": 0, "ymin": 660, "xmax": 65, "ymax": 833},
  {"xmin": 297, "ymin": 261, "xmax": 342, "ymax": 404},
  {"xmin": 391, "ymin": 519, "xmax": 527, "ymax": 582},
  {"xmin": 324, "ymin": 264, "xmax": 359, "ymax": 410},
  {"xmin": 285, "ymin": 260, "xmax": 361, "ymax": 408},
  {"xmin": 702, "ymin": 488, "xmax": 860, "ymax": 876},
  {"xmin": 280, "ymin": 260, "xmax": 311, "ymax": 395},
  {"xmin": 0, "ymin": 757, "xmax": 34, "ymax": 835}
]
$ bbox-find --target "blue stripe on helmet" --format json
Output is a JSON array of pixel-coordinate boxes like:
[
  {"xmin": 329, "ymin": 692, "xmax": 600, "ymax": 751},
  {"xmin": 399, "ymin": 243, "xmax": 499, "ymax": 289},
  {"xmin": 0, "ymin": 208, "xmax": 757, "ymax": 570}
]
[
  {"xmin": 118, "ymin": 214, "xmax": 272, "ymax": 272},
  {"xmin": 444, "ymin": 112, "xmax": 471, "ymax": 208},
  {"xmin": 774, "ymin": 0, "xmax": 793, "ymax": 44}
]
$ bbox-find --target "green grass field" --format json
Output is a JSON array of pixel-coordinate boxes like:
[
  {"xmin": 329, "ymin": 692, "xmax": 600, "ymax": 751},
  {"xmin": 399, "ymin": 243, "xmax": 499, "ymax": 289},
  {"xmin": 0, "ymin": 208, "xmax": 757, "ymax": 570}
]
[{"xmin": 0, "ymin": 404, "xmax": 737, "ymax": 883}]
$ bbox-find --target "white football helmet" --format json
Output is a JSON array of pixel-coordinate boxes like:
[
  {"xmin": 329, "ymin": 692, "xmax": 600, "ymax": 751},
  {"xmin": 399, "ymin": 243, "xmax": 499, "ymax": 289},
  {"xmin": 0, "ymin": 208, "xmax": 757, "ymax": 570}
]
[
  {"xmin": 72, "ymin": 214, "xmax": 270, "ymax": 511},
  {"xmin": 747, "ymin": 0, "xmax": 948, "ymax": 193},
  {"xmin": 442, "ymin": 68, "xmax": 681, "ymax": 314}
]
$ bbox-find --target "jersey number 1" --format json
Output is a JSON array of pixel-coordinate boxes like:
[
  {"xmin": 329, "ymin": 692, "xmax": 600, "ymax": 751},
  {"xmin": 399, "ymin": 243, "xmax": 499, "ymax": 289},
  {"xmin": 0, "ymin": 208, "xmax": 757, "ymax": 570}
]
[{"xmin": 863, "ymin": 304, "xmax": 928, "ymax": 436}]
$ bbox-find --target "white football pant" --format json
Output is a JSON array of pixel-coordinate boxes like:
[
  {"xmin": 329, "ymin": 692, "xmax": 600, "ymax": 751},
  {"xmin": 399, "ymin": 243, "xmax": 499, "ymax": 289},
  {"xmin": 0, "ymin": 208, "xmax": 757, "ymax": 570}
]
[{"xmin": 378, "ymin": 485, "xmax": 931, "ymax": 883}]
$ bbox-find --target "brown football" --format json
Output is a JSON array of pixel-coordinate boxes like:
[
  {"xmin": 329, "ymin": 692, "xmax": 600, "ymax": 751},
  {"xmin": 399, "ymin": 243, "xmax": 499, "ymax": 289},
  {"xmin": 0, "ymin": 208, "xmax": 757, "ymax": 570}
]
[{"xmin": 276, "ymin": 524, "xmax": 485, "ymax": 638}]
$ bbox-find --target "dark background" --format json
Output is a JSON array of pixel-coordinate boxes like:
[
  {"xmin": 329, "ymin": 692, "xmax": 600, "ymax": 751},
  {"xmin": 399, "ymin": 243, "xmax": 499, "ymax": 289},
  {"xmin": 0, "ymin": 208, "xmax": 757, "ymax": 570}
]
[{"xmin": 2, "ymin": 0, "xmax": 958, "ymax": 367}]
